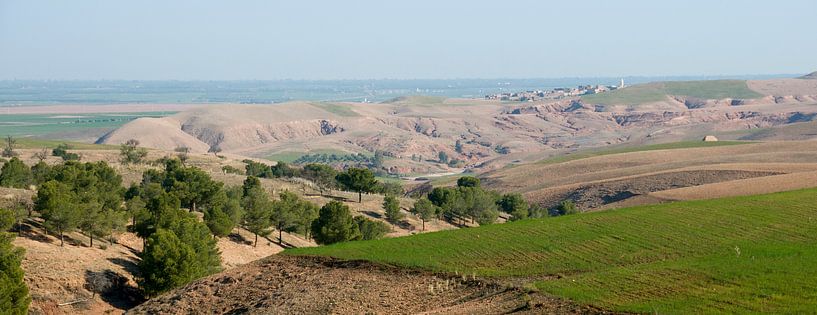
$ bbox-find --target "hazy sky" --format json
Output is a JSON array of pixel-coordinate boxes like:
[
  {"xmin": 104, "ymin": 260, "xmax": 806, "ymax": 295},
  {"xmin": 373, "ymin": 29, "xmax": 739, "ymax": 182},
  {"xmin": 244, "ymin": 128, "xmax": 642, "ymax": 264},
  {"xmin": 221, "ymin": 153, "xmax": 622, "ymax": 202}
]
[{"xmin": 1, "ymin": 0, "xmax": 815, "ymax": 80}]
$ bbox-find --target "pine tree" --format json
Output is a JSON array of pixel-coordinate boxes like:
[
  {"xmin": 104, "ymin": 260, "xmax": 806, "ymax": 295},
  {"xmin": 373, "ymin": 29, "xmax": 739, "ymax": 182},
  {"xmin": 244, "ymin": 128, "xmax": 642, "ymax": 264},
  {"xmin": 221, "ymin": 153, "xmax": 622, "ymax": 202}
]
[
  {"xmin": 336, "ymin": 168, "xmax": 378, "ymax": 203},
  {"xmin": 270, "ymin": 191, "xmax": 299, "ymax": 244},
  {"xmin": 498, "ymin": 193, "xmax": 529, "ymax": 221},
  {"xmin": 138, "ymin": 214, "xmax": 221, "ymax": 297},
  {"xmin": 383, "ymin": 195, "xmax": 403, "ymax": 225},
  {"xmin": 36, "ymin": 181, "xmax": 81, "ymax": 246},
  {"xmin": 138, "ymin": 229, "xmax": 197, "ymax": 297},
  {"xmin": 241, "ymin": 186, "xmax": 272, "ymax": 247},
  {"xmin": 311, "ymin": 201, "xmax": 360, "ymax": 245},
  {"xmin": 0, "ymin": 209, "xmax": 30, "ymax": 314},
  {"xmin": 0, "ymin": 157, "xmax": 32, "ymax": 189},
  {"xmin": 411, "ymin": 198, "xmax": 436, "ymax": 232},
  {"xmin": 79, "ymin": 202, "xmax": 103, "ymax": 247},
  {"xmin": 292, "ymin": 199, "xmax": 319, "ymax": 239},
  {"xmin": 203, "ymin": 189, "xmax": 242, "ymax": 238}
]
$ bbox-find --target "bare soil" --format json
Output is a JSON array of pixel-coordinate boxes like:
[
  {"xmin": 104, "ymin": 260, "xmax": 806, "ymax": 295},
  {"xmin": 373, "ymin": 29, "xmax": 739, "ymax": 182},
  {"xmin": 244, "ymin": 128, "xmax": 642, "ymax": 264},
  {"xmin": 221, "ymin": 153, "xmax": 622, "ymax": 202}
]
[
  {"xmin": 127, "ymin": 255, "xmax": 615, "ymax": 315},
  {"xmin": 547, "ymin": 170, "xmax": 780, "ymax": 210},
  {"xmin": 482, "ymin": 141, "xmax": 817, "ymax": 210}
]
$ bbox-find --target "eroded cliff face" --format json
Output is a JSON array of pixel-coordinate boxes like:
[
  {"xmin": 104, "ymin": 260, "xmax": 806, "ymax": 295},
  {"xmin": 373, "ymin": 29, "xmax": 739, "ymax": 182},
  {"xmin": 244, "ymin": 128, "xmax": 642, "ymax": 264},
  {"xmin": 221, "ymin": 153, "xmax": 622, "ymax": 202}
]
[
  {"xmin": 99, "ymin": 92, "xmax": 817, "ymax": 173},
  {"xmin": 180, "ymin": 117, "xmax": 346, "ymax": 151}
]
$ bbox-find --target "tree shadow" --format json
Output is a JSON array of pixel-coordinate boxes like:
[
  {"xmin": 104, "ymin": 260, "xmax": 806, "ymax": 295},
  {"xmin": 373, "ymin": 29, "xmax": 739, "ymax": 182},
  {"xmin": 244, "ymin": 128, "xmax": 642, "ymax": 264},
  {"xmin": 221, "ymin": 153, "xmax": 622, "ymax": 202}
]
[
  {"xmin": 311, "ymin": 194, "xmax": 348, "ymax": 202},
  {"xmin": 266, "ymin": 236, "xmax": 297, "ymax": 249},
  {"xmin": 228, "ymin": 232, "xmax": 253, "ymax": 246},
  {"xmin": 18, "ymin": 220, "xmax": 54, "ymax": 244},
  {"xmin": 107, "ymin": 257, "xmax": 140, "ymax": 276},
  {"xmin": 361, "ymin": 210, "xmax": 382, "ymax": 219},
  {"xmin": 394, "ymin": 219, "xmax": 414, "ymax": 231},
  {"xmin": 84, "ymin": 269, "xmax": 144, "ymax": 310}
]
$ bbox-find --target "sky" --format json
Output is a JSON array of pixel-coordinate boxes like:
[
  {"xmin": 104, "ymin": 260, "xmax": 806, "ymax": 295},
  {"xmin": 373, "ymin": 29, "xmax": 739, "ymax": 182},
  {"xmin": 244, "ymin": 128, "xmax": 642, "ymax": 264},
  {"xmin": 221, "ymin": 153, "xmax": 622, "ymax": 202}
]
[{"xmin": 1, "ymin": 0, "xmax": 816, "ymax": 80}]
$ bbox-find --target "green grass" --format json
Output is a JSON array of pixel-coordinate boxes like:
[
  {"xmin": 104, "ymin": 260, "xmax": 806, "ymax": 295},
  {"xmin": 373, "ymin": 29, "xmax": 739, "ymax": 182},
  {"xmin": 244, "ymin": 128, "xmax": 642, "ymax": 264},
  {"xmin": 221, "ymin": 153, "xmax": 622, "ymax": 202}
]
[
  {"xmin": 14, "ymin": 138, "xmax": 117, "ymax": 150},
  {"xmin": 286, "ymin": 188, "xmax": 817, "ymax": 313},
  {"xmin": 536, "ymin": 140, "xmax": 751, "ymax": 165},
  {"xmin": 311, "ymin": 103, "xmax": 360, "ymax": 117},
  {"xmin": 383, "ymin": 95, "xmax": 447, "ymax": 106},
  {"xmin": 0, "ymin": 112, "xmax": 174, "ymax": 138},
  {"xmin": 582, "ymin": 80, "xmax": 763, "ymax": 106}
]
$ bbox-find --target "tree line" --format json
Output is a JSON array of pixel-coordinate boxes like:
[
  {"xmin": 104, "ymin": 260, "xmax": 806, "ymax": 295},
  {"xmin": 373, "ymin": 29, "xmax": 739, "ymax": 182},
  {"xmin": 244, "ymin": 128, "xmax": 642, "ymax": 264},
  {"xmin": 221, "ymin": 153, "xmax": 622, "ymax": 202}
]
[
  {"xmin": 409, "ymin": 176, "xmax": 580, "ymax": 230},
  {"xmin": 243, "ymin": 160, "xmax": 402, "ymax": 202}
]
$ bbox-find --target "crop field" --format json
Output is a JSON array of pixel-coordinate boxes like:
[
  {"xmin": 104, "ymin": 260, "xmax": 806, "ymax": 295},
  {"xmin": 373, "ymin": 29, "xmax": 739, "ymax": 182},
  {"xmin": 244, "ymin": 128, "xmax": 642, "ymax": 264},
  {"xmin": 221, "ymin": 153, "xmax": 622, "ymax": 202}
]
[
  {"xmin": 287, "ymin": 188, "xmax": 817, "ymax": 313},
  {"xmin": 0, "ymin": 112, "xmax": 174, "ymax": 138},
  {"xmin": 536, "ymin": 140, "xmax": 750, "ymax": 165},
  {"xmin": 582, "ymin": 80, "xmax": 763, "ymax": 105}
]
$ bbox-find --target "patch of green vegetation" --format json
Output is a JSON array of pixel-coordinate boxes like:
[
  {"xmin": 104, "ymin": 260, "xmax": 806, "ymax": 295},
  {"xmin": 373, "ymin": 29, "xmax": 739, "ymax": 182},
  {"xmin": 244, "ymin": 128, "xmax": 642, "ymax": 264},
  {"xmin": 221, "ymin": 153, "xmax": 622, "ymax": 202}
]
[
  {"xmin": 312, "ymin": 103, "xmax": 360, "ymax": 117},
  {"xmin": 374, "ymin": 175, "xmax": 404, "ymax": 184},
  {"xmin": 0, "ymin": 112, "xmax": 174, "ymax": 138},
  {"xmin": 383, "ymin": 95, "xmax": 447, "ymax": 106},
  {"xmin": 536, "ymin": 141, "xmax": 751, "ymax": 165},
  {"xmin": 286, "ymin": 188, "xmax": 817, "ymax": 313},
  {"xmin": 582, "ymin": 80, "xmax": 763, "ymax": 106},
  {"xmin": 265, "ymin": 149, "xmax": 364, "ymax": 163},
  {"xmin": 428, "ymin": 174, "xmax": 464, "ymax": 186},
  {"xmin": 582, "ymin": 83, "xmax": 669, "ymax": 105},
  {"xmin": 663, "ymin": 80, "xmax": 763, "ymax": 100},
  {"xmin": 14, "ymin": 138, "xmax": 117, "ymax": 150}
]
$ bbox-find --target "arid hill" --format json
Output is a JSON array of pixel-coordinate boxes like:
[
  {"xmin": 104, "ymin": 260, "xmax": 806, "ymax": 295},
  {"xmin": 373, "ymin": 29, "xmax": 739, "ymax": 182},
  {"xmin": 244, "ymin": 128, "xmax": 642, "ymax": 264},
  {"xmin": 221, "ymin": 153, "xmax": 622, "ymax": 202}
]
[
  {"xmin": 799, "ymin": 71, "xmax": 817, "ymax": 79},
  {"xmin": 98, "ymin": 78, "xmax": 817, "ymax": 175}
]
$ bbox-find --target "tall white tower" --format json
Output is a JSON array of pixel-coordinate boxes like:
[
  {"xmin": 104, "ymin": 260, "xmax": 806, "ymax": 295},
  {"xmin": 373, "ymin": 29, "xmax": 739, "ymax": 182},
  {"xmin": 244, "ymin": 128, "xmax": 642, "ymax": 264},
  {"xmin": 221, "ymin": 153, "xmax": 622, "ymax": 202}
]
[{"xmin": 619, "ymin": 78, "xmax": 625, "ymax": 89}]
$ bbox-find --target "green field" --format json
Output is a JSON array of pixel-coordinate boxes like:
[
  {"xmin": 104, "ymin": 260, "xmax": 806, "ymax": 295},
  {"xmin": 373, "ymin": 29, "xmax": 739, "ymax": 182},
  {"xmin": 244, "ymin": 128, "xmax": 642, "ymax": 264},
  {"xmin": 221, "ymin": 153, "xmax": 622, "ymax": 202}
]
[
  {"xmin": 312, "ymin": 103, "xmax": 361, "ymax": 117},
  {"xmin": 0, "ymin": 112, "xmax": 174, "ymax": 138},
  {"xmin": 582, "ymin": 80, "xmax": 763, "ymax": 106},
  {"xmin": 12, "ymin": 138, "xmax": 117, "ymax": 150},
  {"xmin": 537, "ymin": 140, "xmax": 750, "ymax": 165},
  {"xmin": 287, "ymin": 188, "xmax": 817, "ymax": 313}
]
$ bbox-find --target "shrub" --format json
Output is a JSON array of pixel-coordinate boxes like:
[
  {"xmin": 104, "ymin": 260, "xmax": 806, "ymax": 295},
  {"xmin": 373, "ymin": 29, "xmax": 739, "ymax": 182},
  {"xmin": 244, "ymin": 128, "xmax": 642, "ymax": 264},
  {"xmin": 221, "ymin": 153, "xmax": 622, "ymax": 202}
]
[{"xmin": 355, "ymin": 216, "xmax": 390, "ymax": 240}]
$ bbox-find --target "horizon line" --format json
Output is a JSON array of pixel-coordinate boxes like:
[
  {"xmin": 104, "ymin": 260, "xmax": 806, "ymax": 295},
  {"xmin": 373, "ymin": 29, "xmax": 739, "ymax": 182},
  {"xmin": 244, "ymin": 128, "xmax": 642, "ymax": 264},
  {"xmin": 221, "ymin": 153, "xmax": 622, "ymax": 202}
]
[{"xmin": 0, "ymin": 73, "xmax": 807, "ymax": 82}]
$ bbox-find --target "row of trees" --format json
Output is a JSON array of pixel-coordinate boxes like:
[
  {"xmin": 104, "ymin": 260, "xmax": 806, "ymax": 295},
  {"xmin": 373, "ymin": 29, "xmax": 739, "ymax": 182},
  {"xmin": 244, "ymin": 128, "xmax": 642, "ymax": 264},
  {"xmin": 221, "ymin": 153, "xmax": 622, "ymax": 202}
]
[
  {"xmin": 239, "ymin": 175, "xmax": 390, "ymax": 246},
  {"xmin": 35, "ymin": 161, "xmax": 127, "ymax": 247},
  {"xmin": 244, "ymin": 159, "xmax": 401, "ymax": 202},
  {"xmin": 413, "ymin": 176, "xmax": 580, "ymax": 229}
]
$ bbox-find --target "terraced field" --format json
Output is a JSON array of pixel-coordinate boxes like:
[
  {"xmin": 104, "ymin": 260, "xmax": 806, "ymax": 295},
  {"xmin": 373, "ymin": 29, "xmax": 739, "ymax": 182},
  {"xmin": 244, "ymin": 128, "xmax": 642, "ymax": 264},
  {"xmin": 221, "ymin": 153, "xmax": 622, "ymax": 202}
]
[{"xmin": 287, "ymin": 188, "xmax": 817, "ymax": 313}]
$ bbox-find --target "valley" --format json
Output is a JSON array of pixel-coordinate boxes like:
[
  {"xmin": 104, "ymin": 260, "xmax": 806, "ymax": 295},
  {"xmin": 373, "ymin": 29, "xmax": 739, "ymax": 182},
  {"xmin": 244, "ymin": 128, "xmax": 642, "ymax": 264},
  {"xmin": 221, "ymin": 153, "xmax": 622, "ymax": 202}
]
[{"xmin": 2, "ymin": 75, "xmax": 817, "ymax": 314}]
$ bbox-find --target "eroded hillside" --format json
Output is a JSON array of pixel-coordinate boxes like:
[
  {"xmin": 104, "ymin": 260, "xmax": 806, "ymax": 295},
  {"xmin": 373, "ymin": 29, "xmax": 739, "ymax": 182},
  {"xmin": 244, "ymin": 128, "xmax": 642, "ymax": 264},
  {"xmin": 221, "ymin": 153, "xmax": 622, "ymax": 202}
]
[{"xmin": 98, "ymin": 78, "xmax": 817, "ymax": 175}]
